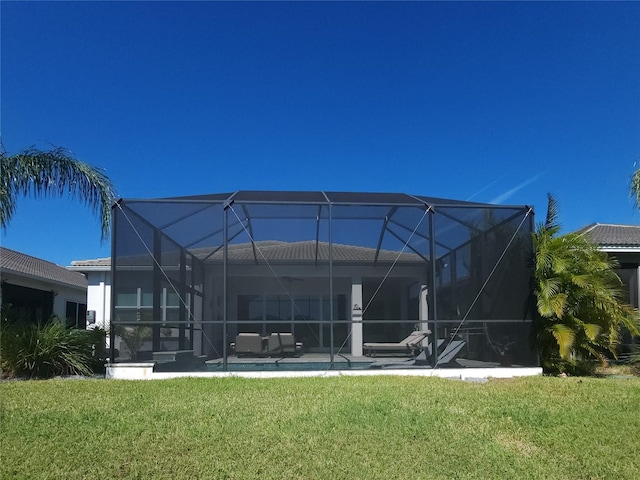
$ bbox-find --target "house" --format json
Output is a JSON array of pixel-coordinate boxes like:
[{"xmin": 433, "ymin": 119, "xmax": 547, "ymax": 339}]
[
  {"xmin": 577, "ymin": 223, "xmax": 640, "ymax": 347},
  {"xmin": 577, "ymin": 223, "xmax": 640, "ymax": 309},
  {"xmin": 68, "ymin": 256, "xmax": 111, "ymax": 331},
  {"xmin": 0, "ymin": 247, "xmax": 87, "ymax": 327},
  {"xmin": 103, "ymin": 190, "xmax": 539, "ymax": 375}
]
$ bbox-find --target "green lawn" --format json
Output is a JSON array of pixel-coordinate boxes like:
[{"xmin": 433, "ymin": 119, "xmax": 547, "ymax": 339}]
[{"xmin": 2, "ymin": 376, "xmax": 639, "ymax": 479}]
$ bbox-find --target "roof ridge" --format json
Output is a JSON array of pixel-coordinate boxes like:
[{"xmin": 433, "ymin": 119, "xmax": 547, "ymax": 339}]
[
  {"xmin": 575, "ymin": 223, "xmax": 598, "ymax": 235},
  {"xmin": 596, "ymin": 223, "xmax": 640, "ymax": 228},
  {"xmin": 70, "ymin": 256, "xmax": 111, "ymax": 265}
]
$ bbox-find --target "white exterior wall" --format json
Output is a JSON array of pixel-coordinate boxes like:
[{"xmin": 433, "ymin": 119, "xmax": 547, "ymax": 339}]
[
  {"xmin": 53, "ymin": 285, "xmax": 87, "ymax": 320},
  {"xmin": 85, "ymin": 271, "xmax": 111, "ymax": 329}
]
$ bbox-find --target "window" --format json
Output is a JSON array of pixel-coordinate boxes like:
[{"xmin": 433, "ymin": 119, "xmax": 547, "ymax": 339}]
[
  {"xmin": 236, "ymin": 294, "xmax": 348, "ymax": 351},
  {"xmin": 1, "ymin": 283, "xmax": 54, "ymax": 325},
  {"xmin": 115, "ymin": 288, "xmax": 189, "ymax": 324},
  {"xmin": 65, "ymin": 301, "xmax": 87, "ymax": 329}
]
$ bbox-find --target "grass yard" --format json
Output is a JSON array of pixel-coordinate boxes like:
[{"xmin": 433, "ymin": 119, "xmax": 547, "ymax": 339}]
[{"xmin": 2, "ymin": 375, "xmax": 640, "ymax": 479}]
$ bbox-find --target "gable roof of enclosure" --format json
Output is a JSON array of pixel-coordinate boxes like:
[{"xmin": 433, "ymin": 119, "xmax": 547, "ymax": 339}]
[
  {"xmin": 115, "ymin": 190, "xmax": 533, "ymax": 265},
  {"xmin": 167, "ymin": 190, "xmax": 489, "ymax": 206}
]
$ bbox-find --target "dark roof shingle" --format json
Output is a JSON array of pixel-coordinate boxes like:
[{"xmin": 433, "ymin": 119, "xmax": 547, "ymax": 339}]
[
  {"xmin": 577, "ymin": 223, "xmax": 640, "ymax": 248},
  {"xmin": 0, "ymin": 247, "xmax": 87, "ymax": 289}
]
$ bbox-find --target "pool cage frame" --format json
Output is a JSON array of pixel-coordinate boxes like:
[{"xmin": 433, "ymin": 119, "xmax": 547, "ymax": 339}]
[{"xmin": 110, "ymin": 191, "xmax": 537, "ymax": 371}]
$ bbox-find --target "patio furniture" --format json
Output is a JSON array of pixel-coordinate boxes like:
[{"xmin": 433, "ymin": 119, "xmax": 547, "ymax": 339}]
[
  {"xmin": 363, "ymin": 330, "xmax": 430, "ymax": 357},
  {"xmin": 414, "ymin": 338, "xmax": 467, "ymax": 366},
  {"xmin": 435, "ymin": 340, "xmax": 466, "ymax": 366},
  {"xmin": 231, "ymin": 333, "xmax": 264, "ymax": 356},
  {"xmin": 267, "ymin": 332, "xmax": 303, "ymax": 357}
]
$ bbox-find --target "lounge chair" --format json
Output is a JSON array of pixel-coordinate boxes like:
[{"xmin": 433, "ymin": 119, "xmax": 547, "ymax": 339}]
[
  {"xmin": 435, "ymin": 340, "xmax": 466, "ymax": 366},
  {"xmin": 266, "ymin": 333, "xmax": 303, "ymax": 357},
  {"xmin": 414, "ymin": 338, "xmax": 466, "ymax": 366},
  {"xmin": 231, "ymin": 333, "xmax": 264, "ymax": 356},
  {"xmin": 363, "ymin": 330, "xmax": 430, "ymax": 357}
]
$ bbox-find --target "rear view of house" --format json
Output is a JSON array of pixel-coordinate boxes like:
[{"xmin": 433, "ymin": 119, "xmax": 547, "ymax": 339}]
[{"xmin": 108, "ymin": 190, "xmax": 538, "ymax": 373}]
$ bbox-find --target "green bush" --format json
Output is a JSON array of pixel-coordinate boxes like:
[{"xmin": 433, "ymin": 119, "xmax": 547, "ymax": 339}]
[
  {"xmin": 625, "ymin": 344, "xmax": 640, "ymax": 375},
  {"xmin": 0, "ymin": 320, "xmax": 100, "ymax": 379},
  {"xmin": 532, "ymin": 195, "xmax": 640, "ymax": 375},
  {"xmin": 85, "ymin": 326, "xmax": 107, "ymax": 373}
]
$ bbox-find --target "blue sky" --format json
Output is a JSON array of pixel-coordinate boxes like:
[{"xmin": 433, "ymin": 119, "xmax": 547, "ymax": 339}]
[{"xmin": 2, "ymin": 1, "xmax": 639, "ymax": 266}]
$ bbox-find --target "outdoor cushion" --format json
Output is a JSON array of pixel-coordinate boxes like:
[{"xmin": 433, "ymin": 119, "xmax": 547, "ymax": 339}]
[
  {"xmin": 267, "ymin": 332, "xmax": 303, "ymax": 356},
  {"xmin": 233, "ymin": 333, "xmax": 264, "ymax": 356}
]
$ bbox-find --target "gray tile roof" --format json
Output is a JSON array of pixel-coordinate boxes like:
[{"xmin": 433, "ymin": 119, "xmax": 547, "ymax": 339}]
[
  {"xmin": 1, "ymin": 247, "xmax": 87, "ymax": 289},
  {"xmin": 72, "ymin": 240, "xmax": 424, "ymax": 268},
  {"xmin": 69, "ymin": 257, "xmax": 111, "ymax": 268},
  {"xmin": 202, "ymin": 241, "xmax": 423, "ymax": 264},
  {"xmin": 577, "ymin": 223, "xmax": 640, "ymax": 249}
]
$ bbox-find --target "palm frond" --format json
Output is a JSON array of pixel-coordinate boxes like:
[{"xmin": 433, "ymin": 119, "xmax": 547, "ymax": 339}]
[
  {"xmin": 0, "ymin": 147, "xmax": 117, "ymax": 240},
  {"xmin": 630, "ymin": 166, "xmax": 640, "ymax": 210},
  {"xmin": 582, "ymin": 343, "xmax": 609, "ymax": 366},
  {"xmin": 544, "ymin": 193, "xmax": 560, "ymax": 229},
  {"xmin": 537, "ymin": 286, "xmax": 567, "ymax": 318},
  {"xmin": 582, "ymin": 323, "xmax": 602, "ymax": 342},
  {"xmin": 550, "ymin": 324, "xmax": 576, "ymax": 360}
]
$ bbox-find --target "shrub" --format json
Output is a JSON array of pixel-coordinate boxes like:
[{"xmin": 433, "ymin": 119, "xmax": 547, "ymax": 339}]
[
  {"xmin": 85, "ymin": 326, "xmax": 107, "ymax": 373},
  {"xmin": 0, "ymin": 320, "xmax": 96, "ymax": 379},
  {"xmin": 625, "ymin": 344, "xmax": 640, "ymax": 375},
  {"xmin": 113, "ymin": 324, "xmax": 152, "ymax": 360},
  {"xmin": 532, "ymin": 195, "xmax": 640, "ymax": 375}
]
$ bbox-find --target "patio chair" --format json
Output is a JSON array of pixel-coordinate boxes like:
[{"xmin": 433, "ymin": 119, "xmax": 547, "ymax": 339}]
[
  {"xmin": 266, "ymin": 332, "xmax": 303, "ymax": 357},
  {"xmin": 231, "ymin": 333, "xmax": 264, "ymax": 356},
  {"xmin": 363, "ymin": 330, "xmax": 430, "ymax": 357},
  {"xmin": 414, "ymin": 338, "xmax": 466, "ymax": 366},
  {"xmin": 435, "ymin": 340, "xmax": 466, "ymax": 366}
]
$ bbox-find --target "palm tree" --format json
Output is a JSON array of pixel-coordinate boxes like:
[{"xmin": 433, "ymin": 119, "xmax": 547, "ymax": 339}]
[
  {"xmin": 0, "ymin": 146, "xmax": 116, "ymax": 240},
  {"xmin": 631, "ymin": 166, "xmax": 640, "ymax": 209},
  {"xmin": 533, "ymin": 194, "xmax": 639, "ymax": 374}
]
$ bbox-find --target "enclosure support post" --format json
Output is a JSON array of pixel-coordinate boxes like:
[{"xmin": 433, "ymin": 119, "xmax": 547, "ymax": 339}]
[
  {"xmin": 329, "ymin": 202, "xmax": 334, "ymax": 367},
  {"xmin": 152, "ymin": 229, "xmax": 162, "ymax": 353},
  {"xmin": 429, "ymin": 209, "xmax": 438, "ymax": 367},
  {"xmin": 222, "ymin": 203, "xmax": 230, "ymax": 370},
  {"xmin": 109, "ymin": 204, "xmax": 118, "ymax": 363},
  {"xmin": 179, "ymin": 249, "xmax": 187, "ymax": 350}
]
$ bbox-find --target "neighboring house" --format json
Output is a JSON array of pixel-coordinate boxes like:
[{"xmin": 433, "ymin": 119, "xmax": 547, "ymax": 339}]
[
  {"xmin": 68, "ymin": 257, "xmax": 111, "ymax": 331},
  {"xmin": 577, "ymin": 223, "xmax": 640, "ymax": 346},
  {"xmin": 0, "ymin": 247, "xmax": 87, "ymax": 327}
]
